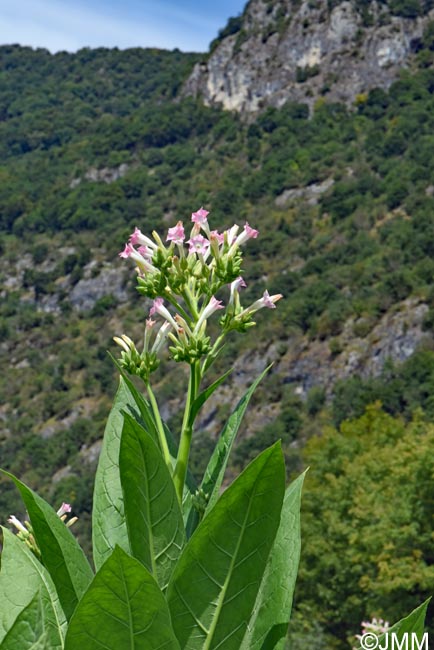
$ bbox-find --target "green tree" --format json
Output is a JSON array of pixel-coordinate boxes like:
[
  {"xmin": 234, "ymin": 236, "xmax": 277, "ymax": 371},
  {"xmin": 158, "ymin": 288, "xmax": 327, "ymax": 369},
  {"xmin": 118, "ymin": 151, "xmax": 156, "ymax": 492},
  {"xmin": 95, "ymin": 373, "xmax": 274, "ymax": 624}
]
[{"xmin": 297, "ymin": 404, "xmax": 434, "ymax": 647}]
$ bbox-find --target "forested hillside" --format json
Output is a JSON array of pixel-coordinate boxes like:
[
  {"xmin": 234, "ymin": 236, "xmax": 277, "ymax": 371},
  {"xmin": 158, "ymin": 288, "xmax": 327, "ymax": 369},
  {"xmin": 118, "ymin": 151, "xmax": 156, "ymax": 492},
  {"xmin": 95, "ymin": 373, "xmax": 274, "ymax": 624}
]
[{"xmin": 1, "ymin": 18, "xmax": 434, "ymax": 646}]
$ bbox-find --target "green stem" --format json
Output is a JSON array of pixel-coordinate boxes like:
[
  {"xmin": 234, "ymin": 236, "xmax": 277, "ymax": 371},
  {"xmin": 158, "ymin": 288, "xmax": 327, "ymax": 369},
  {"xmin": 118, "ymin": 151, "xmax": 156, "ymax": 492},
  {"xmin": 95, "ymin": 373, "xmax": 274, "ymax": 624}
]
[
  {"xmin": 173, "ymin": 361, "xmax": 200, "ymax": 503},
  {"xmin": 145, "ymin": 382, "xmax": 172, "ymax": 472},
  {"xmin": 166, "ymin": 294, "xmax": 192, "ymax": 326},
  {"xmin": 181, "ymin": 285, "xmax": 199, "ymax": 321},
  {"xmin": 202, "ymin": 333, "xmax": 226, "ymax": 374}
]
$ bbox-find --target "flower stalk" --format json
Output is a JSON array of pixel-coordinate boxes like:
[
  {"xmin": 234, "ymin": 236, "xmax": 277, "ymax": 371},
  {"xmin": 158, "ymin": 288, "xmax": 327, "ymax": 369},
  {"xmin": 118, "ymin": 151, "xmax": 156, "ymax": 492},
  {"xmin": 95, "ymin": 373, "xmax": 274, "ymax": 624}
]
[{"xmin": 173, "ymin": 360, "xmax": 201, "ymax": 502}]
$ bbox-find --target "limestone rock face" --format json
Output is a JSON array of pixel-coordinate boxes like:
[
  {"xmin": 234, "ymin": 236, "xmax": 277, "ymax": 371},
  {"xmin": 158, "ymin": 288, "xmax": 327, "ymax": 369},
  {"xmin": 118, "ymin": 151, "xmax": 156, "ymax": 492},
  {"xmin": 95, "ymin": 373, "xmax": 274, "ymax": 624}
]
[{"xmin": 183, "ymin": 0, "xmax": 432, "ymax": 113}]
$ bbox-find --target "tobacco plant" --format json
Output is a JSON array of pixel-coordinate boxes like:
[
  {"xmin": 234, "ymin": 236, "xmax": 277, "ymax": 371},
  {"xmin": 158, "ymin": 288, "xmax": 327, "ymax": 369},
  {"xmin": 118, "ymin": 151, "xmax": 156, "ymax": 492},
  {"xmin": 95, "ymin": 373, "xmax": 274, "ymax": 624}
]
[{"xmin": 0, "ymin": 208, "xmax": 429, "ymax": 649}]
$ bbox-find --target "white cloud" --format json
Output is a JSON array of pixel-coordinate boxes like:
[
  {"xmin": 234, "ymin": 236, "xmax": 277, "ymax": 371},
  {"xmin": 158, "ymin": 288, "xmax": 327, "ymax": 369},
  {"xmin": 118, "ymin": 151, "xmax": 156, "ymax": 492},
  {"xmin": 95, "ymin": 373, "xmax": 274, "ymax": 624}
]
[{"xmin": 0, "ymin": 0, "xmax": 215, "ymax": 52}]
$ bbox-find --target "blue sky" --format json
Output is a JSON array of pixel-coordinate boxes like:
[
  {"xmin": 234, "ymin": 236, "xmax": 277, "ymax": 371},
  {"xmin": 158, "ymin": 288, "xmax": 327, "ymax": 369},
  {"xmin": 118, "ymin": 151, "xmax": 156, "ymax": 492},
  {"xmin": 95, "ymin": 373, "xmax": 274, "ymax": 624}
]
[{"xmin": 0, "ymin": 0, "xmax": 247, "ymax": 53}]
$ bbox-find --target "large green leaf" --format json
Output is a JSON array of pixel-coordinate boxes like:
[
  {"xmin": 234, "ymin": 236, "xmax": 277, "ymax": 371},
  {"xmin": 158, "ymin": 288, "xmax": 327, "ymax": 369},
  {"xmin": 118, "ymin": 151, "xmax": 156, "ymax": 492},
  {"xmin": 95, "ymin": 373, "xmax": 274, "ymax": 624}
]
[
  {"xmin": 108, "ymin": 355, "xmax": 161, "ymax": 440},
  {"xmin": 185, "ymin": 366, "xmax": 271, "ymax": 537},
  {"xmin": 64, "ymin": 546, "xmax": 180, "ymax": 650},
  {"xmin": 3, "ymin": 471, "xmax": 93, "ymax": 620},
  {"xmin": 167, "ymin": 442, "xmax": 285, "ymax": 650},
  {"xmin": 119, "ymin": 413, "xmax": 185, "ymax": 590},
  {"xmin": 241, "ymin": 471, "xmax": 306, "ymax": 650},
  {"xmin": 355, "ymin": 598, "xmax": 431, "ymax": 650},
  {"xmin": 112, "ymin": 360, "xmax": 197, "ymax": 491},
  {"xmin": 93, "ymin": 376, "xmax": 154, "ymax": 570},
  {"xmin": 0, "ymin": 527, "xmax": 66, "ymax": 648},
  {"xmin": 1, "ymin": 591, "xmax": 48, "ymax": 649}
]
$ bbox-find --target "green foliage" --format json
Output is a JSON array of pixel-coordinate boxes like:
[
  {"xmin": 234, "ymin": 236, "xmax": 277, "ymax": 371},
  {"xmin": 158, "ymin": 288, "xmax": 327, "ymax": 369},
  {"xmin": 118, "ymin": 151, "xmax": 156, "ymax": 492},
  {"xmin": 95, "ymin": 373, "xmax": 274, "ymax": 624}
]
[
  {"xmin": 298, "ymin": 405, "xmax": 434, "ymax": 646},
  {"xmin": 1, "ymin": 374, "xmax": 308, "ymax": 649},
  {"xmin": 210, "ymin": 15, "xmax": 243, "ymax": 52},
  {"xmin": 1, "ymin": 592, "xmax": 48, "ymax": 649},
  {"xmin": 119, "ymin": 413, "xmax": 185, "ymax": 589},
  {"xmin": 64, "ymin": 546, "xmax": 180, "ymax": 650},
  {"xmin": 296, "ymin": 64, "xmax": 320, "ymax": 83},
  {"xmin": 0, "ymin": 527, "xmax": 67, "ymax": 648},
  {"xmin": 241, "ymin": 472, "xmax": 306, "ymax": 650},
  {"xmin": 3, "ymin": 472, "xmax": 93, "ymax": 620},
  {"xmin": 167, "ymin": 443, "xmax": 285, "ymax": 649},
  {"xmin": 332, "ymin": 349, "xmax": 434, "ymax": 424}
]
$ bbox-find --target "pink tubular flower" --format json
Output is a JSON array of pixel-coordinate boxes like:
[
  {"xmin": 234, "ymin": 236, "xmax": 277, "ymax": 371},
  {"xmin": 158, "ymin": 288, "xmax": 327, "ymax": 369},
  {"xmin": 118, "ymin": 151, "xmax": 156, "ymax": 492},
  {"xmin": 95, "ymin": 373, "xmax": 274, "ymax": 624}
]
[
  {"xmin": 8, "ymin": 515, "xmax": 28, "ymax": 535},
  {"xmin": 241, "ymin": 290, "xmax": 283, "ymax": 317},
  {"xmin": 261, "ymin": 290, "xmax": 281, "ymax": 309},
  {"xmin": 194, "ymin": 296, "xmax": 224, "ymax": 335},
  {"xmin": 57, "ymin": 503, "xmax": 72, "ymax": 517},
  {"xmin": 225, "ymin": 224, "xmax": 239, "ymax": 246},
  {"xmin": 143, "ymin": 318, "xmax": 156, "ymax": 351},
  {"xmin": 138, "ymin": 245, "xmax": 153, "ymax": 260},
  {"xmin": 210, "ymin": 230, "xmax": 224, "ymax": 245},
  {"xmin": 151, "ymin": 321, "xmax": 172, "ymax": 355},
  {"xmin": 234, "ymin": 221, "xmax": 259, "ymax": 248},
  {"xmin": 231, "ymin": 276, "xmax": 247, "ymax": 293},
  {"xmin": 167, "ymin": 221, "xmax": 185, "ymax": 246},
  {"xmin": 129, "ymin": 227, "xmax": 158, "ymax": 251},
  {"xmin": 149, "ymin": 298, "xmax": 178, "ymax": 330},
  {"xmin": 119, "ymin": 243, "xmax": 135, "ymax": 259},
  {"xmin": 119, "ymin": 243, "xmax": 156, "ymax": 274},
  {"xmin": 188, "ymin": 234, "xmax": 210, "ymax": 256},
  {"xmin": 229, "ymin": 276, "xmax": 247, "ymax": 308},
  {"xmin": 149, "ymin": 297, "xmax": 164, "ymax": 317},
  {"xmin": 191, "ymin": 207, "xmax": 209, "ymax": 224}
]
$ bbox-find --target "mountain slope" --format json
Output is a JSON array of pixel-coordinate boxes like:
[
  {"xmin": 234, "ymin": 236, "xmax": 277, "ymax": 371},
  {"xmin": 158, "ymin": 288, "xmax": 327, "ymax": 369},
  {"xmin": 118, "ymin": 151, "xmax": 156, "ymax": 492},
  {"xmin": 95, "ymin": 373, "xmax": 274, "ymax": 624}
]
[{"xmin": 184, "ymin": 0, "xmax": 434, "ymax": 112}]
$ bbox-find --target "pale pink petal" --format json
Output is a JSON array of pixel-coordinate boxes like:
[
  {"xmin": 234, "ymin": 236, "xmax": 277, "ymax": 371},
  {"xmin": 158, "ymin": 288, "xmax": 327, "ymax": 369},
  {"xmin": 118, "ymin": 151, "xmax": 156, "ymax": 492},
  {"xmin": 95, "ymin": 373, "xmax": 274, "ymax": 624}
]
[
  {"xmin": 193, "ymin": 296, "xmax": 225, "ymax": 335},
  {"xmin": 119, "ymin": 243, "xmax": 134, "ymax": 258},
  {"xmin": 262, "ymin": 290, "xmax": 279, "ymax": 309},
  {"xmin": 150, "ymin": 297, "xmax": 164, "ymax": 317},
  {"xmin": 188, "ymin": 234, "xmax": 210, "ymax": 256},
  {"xmin": 167, "ymin": 221, "xmax": 185, "ymax": 245},
  {"xmin": 191, "ymin": 207, "xmax": 209, "ymax": 224},
  {"xmin": 138, "ymin": 245, "xmax": 153, "ymax": 260},
  {"xmin": 210, "ymin": 230, "xmax": 224, "ymax": 245},
  {"xmin": 231, "ymin": 276, "xmax": 247, "ymax": 292},
  {"xmin": 244, "ymin": 222, "xmax": 259, "ymax": 239},
  {"xmin": 233, "ymin": 221, "xmax": 260, "ymax": 248},
  {"xmin": 57, "ymin": 503, "xmax": 72, "ymax": 517},
  {"xmin": 129, "ymin": 227, "xmax": 157, "ymax": 249}
]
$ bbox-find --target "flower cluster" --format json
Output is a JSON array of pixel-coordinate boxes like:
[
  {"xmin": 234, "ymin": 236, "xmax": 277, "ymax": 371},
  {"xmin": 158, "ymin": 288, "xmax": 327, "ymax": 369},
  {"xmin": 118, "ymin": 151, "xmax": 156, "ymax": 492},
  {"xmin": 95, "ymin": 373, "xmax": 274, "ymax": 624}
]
[
  {"xmin": 116, "ymin": 207, "xmax": 282, "ymax": 372},
  {"xmin": 353, "ymin": 618, "xmax": 390, "ymax": 649},
  {"xmin": 8, "ymin": 503, "xmax": 77, "ymax": 558}
]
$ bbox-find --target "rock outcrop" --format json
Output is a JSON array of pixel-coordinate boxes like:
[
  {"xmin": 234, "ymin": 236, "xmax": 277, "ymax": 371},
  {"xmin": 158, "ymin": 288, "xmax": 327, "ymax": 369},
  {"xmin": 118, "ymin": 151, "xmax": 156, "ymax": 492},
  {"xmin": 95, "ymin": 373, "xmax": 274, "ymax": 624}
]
[{"xmin": 183, "ymin": 0, "xmax": 432, "ymax": 113}]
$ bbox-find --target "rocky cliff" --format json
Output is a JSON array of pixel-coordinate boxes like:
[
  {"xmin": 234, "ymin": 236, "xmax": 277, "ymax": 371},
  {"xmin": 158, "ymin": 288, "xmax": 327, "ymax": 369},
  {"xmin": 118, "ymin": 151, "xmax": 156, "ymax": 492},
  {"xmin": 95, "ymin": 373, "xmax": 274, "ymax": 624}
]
[{"xmin": 183, "ymin": 0, "xmax": 433, "ymax": 112}]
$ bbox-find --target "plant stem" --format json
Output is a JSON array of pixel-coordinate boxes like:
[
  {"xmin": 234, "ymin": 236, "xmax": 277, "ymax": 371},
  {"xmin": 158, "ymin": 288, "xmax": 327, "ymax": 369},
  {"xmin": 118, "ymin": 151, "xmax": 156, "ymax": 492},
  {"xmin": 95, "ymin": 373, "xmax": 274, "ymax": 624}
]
[
  {"xmin": 145, "ymin": 382, "xmax": 172, "ymax": 472},
  {"xmin": 166, "ymin": 294, "xmax": 192, "ymax": 326},
  {"xmin": 173, "ymin": 360, "xmax": 200, "ymax": 503},
  {"xmin": 202, "ymin": 333, "xmax": 226, "ymax": 374}
]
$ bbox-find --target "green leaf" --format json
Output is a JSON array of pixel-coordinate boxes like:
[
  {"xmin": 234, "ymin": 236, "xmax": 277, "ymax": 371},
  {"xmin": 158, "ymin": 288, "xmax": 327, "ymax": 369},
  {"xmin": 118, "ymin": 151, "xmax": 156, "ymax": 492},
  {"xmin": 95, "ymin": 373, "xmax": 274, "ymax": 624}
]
[
  {"xmin": 185, "ymin": 366, "xmax": 271, "ymax": 537},
  {"xmin": 111, "ymin": 358, "xmax": 197, "ymax": 492},
  {"xmin": 64, "ymin": 546, "xmax": 180, "ymax": 650},
  {"xmin": 241, "ymin": 471, "xmax": 306, "ymax": 650},
  {"xmin": 0, "ymin": 527, "xmax": 66, "ymax": 649},
  {"xmin": 119, "ymin": 413, "xmax": 185, "ymax": 590},
  {"xmin": 355, "ymin": 599, "xmax": 431, "ymax": 650},
  {"xmin": 93, "ymin": 376, "xmax": 152, "ymax": 570},
  {"xmin": 2, "ymin": 471, "xmax": 93, "ymax": 620},
  {"xmin": 1, "ymin": 591, "xmax": 49, "ymax": 650},
  {"xmin": 167, "ymin": 442, "xmax": 285, "ymax": 650},
  {"xmin": 108, "ymin": 354, "xmax": 161, "ymax": 441},
  {"xmin": 189, "ymin": 369, "xmax": 233, "ymax": 425}
]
